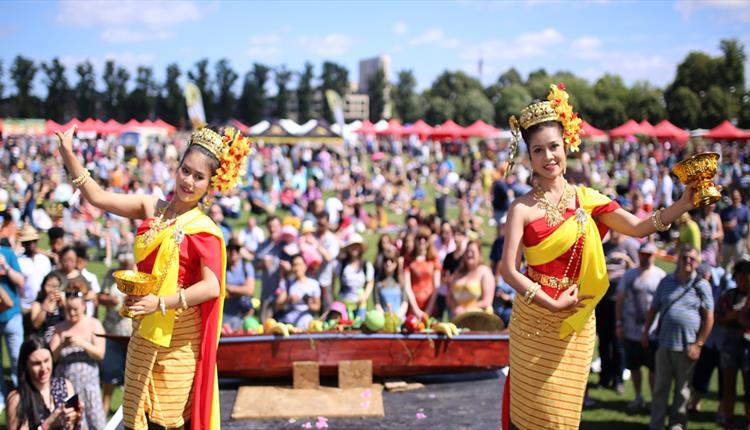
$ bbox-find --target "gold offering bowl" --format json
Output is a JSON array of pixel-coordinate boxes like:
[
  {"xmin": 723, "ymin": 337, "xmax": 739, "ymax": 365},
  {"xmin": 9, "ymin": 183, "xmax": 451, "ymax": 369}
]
[
  {"xmin": 671, "ymin": 152, "xmax": 721, "ymax": 208},
  {"xmin": 113, "ymin": 270, "xmax": 158, "ymax": 318}
]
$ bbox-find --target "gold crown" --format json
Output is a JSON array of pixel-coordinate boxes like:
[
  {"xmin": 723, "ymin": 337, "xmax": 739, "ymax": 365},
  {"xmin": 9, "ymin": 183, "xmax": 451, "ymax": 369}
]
[
  {"xmin": 189, "ymin": 128, "xmax": 225, "ymax": 160},
  {"xmin": 519, "ymin": 101, "xmax": 559, "ymax": 130}
]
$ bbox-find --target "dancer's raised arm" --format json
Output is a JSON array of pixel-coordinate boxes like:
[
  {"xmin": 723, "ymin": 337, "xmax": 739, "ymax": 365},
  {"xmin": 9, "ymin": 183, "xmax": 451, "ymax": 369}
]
[{"xmin": 56, "ymin": 125, "xmax": 158, "ymax": 219}]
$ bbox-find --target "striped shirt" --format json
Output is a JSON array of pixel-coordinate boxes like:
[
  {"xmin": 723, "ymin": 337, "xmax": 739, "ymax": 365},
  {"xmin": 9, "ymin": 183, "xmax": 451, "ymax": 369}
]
[{"xmin": 651, "ymin": 272, "xmax": 713, "ymax": 351}]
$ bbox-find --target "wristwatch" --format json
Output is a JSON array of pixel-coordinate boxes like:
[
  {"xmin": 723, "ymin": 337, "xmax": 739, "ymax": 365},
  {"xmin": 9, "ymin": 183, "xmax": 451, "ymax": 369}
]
[{"xmin": 694, "ymin": 340, "xmax": 704, "ymax": 347}]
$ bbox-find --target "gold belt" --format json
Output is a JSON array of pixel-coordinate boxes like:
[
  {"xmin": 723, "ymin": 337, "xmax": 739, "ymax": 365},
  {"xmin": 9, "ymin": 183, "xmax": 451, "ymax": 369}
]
[{"xmin": 526, "ymin": 267, "xmax": 575, "ymax": 291}]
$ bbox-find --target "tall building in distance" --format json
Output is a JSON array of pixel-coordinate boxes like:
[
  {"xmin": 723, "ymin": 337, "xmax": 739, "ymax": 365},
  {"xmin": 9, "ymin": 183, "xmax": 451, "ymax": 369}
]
[{"xmin": 358, "ymin": 55, "xmax": 392, "ymax": 120}]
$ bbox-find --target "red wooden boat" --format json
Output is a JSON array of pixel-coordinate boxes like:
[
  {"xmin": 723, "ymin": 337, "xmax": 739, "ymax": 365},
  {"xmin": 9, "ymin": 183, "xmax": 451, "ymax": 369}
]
[{"xmin": 216, "ymin": 332, "xmax": 509, "ymax": 379}]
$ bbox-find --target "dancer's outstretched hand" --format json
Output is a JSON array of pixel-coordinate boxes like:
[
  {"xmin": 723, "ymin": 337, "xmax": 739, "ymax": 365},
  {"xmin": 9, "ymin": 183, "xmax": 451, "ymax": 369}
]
[{"xmin": 55, "ymin": 125, "xmax": 77, "ymax": 154}]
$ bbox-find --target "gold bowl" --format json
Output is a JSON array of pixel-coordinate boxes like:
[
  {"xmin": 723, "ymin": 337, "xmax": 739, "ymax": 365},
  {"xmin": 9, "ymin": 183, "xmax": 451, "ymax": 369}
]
[
  {"xmin": 671, "ymin": 152, "xmax": 721, "ymax": 208},
  {"xmin": 113, "ymin": 270, "xmax": 158, "ymax": 318}
]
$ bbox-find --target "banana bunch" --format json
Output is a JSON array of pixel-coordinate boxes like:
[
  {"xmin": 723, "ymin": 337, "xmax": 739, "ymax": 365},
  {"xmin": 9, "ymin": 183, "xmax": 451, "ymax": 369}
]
[
  {"xmin": 308, "ymin": 320, "xmax": 325, "ymax": 332},
  {"xmin": 433, "ymin": 322, "xmax": 460, "ymax": 338}
]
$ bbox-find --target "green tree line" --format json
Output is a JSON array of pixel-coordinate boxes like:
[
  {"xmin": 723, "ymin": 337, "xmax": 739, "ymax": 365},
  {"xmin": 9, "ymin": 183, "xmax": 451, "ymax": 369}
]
[{"xmin": 0, "ymin": 38, "xmax": 747, "ymax": 129}]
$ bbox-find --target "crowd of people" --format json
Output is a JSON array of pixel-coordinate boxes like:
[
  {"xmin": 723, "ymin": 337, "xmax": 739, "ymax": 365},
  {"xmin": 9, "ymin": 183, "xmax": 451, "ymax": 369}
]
[{"xmin": 0, "ymin": 120, "xmax": 749, "ymax": 429}]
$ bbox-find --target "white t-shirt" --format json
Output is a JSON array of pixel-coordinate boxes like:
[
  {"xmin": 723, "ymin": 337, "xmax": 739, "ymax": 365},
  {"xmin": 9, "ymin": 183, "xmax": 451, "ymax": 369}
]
[
  {"xmin": 279, "ymin": 277, "xmax": 321, "ymax": 329},
  {"xmin": 17, "ymin": 253, "xmax": 52, "ymax": 310},
  {"xmin": 326, "ymin": 197, "xmax": 344, "ymax": 226},
  {"xmin": 81, "ymin": 268, "xmax": 101, "ymax": 317}
]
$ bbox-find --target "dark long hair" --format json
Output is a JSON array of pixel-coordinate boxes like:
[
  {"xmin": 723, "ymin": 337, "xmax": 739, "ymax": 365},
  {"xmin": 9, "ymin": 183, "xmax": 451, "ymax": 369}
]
[
  {"xmin": 35, "ymin": 272, "xmax": 65, "ymax": 302},
  {"xmin": 520, "ymin": 120, "xmax": 564, "ymax": 149},
  {"xmin": 15, "ymin": 335, "xmax": 53, "ymax": 429}
]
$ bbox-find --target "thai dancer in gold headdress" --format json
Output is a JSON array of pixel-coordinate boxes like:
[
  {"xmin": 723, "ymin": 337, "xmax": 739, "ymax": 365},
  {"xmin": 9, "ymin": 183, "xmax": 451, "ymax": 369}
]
[
  {"xmin": 498, "ymin": 84, "xmax": 699, "ymax": 430},
  {"xmin": 57, "ymin": 125, "xmax": 251, "ymax": 430}
]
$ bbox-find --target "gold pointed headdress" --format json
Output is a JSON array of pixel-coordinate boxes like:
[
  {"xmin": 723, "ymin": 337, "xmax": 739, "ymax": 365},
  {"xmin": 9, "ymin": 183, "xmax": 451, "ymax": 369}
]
[
  {"xmin": 506, "ymin": 83, "xmax": 582, "ymax": 178},
  {"xmin": 188, "ymin": 127, "xmax": 252, "ymax": 194}
]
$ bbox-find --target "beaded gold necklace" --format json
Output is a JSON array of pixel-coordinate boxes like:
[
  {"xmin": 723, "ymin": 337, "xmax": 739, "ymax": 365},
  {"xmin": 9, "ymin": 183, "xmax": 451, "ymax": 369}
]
[
  {"xmin": 533, "ymin": 181, "xmax": 575, "ymax": 227},
  {"xmin": 138, "ymin": 203, "xmax": 177, "ymax": 246}
]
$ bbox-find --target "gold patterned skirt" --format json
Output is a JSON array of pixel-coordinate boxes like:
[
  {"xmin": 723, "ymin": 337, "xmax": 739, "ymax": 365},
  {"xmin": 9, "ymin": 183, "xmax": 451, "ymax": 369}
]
[
  {"xmin": 123, "ymin": 306, "xmax": 202, "ymax": 430},
  {"xmin": 508, "ymin": 295, "xmax": 596, "ymax": 430}
]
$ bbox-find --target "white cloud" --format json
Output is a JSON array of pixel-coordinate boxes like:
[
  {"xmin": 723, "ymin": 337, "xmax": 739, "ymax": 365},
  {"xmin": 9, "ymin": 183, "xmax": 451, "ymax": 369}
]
[
  {"xmin": 409, "ymin": 28, "xmax": 460, "ymax": 49},
  {"xmin": 57, "ymin": 0, "xmax": 203, "ymax": 44},
  {"xmin": 103, "ymin": 52, "xmax": 157, "ymax": 71},
  {"xmin": 59, "ymin": 0, "xmax": 201, "ymax": 28},
  {"xmin": 392, "ymin": 22, "xmax": 407, "ymax": 35},
  {"xmin": 245, "ymin": 45, "xmax": 283, "ymax": 62},
  {"xmin": 297, "ymin": 33, "xmax": 356, "ymax": 57},
  {"xmin": 101, "ymin": 28, "xmax": 172, "ymax": 43},
  {"xmin": 571, "ymin": 36, "xmax": 603, "ymax": 60},
  {"xmin": 460, "ymin": 27, "xmax": 565, "ymax": 62},
  {"xmin": 675, "ymin": 0, "xmax": 750, "ymax": 22}
]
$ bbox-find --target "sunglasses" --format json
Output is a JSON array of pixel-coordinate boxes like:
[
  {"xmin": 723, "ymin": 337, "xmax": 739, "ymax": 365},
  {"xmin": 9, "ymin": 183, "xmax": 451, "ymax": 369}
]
[
  {"xmin": 417, "ymin": 236, "xmax": 429, "ymax": 242},
  {"xmin": 65, "ymin": 290, "xmax": 85, "ymax": 299},
  {"xmin": 681, "ymin": 255, "xmax": 697, "ymax": 262}
]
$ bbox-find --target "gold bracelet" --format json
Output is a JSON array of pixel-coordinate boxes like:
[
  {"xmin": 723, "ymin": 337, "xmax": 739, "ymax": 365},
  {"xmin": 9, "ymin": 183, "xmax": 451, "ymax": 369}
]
[
  {"xmin": 524, "ymin": 283, "xmax": 541, "ymax": 304},
  {"xmin": 158, "ymin": 297, "xmax": 166, "ymax": 316},
  {"xmin": 178, "ymin": 288, "xmax": 188, "ymax": 310},
  {"xmin": 71, "ymin": 170, "xmax": 91, "ymax": 188},
  {"xmin": 651, "ymin": 209, "xmax": 671, "ymax": 232}
]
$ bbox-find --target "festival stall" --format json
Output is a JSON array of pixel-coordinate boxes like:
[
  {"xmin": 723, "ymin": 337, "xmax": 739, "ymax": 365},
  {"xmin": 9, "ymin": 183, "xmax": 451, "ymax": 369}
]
[
  {"xmin": 652, "ymin": 119, "xmax": 689, "ymax": 144},
  {"xmin": 703, "ymin": 120, "xmax": 750, "ymax": 141},
  {"xmin": 404, "ymin": 119, "xmax": 434, "ymax": 140},
  {"xmin": 609, "ymin": 119, "xmax": 647, "ymax": 139},
  {"xmin": 463, "ymin": 119, "xmax": 499, "ymax": 139}
]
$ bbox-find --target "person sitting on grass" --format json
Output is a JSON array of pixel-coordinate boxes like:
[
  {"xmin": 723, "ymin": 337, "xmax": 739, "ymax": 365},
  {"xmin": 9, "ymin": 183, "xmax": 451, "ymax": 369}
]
[{"xmin": 275, "ymin": 254, "xmax": 321, "ymax": 329}]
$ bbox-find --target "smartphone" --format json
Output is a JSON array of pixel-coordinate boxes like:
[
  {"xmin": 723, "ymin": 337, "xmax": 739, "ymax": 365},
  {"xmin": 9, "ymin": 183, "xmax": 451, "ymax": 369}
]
[{"xmin": 64, "ymin": 393, "xmax": 79, "ymax": 410}]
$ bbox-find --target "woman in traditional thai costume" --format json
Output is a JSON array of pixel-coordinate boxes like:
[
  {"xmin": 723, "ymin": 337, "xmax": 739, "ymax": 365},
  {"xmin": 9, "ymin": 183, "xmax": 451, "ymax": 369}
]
[
  {"xmin": 499, "ymin": 84, "xmax": 698, "ymax": 430},
  {"xmin": 57, "ymin": 126, "xmax": 251, "ymax": 430}
]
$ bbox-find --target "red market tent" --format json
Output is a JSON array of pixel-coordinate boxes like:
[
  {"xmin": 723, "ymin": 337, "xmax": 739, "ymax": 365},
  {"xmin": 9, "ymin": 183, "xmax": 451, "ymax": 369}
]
[
  {"xmin": 609, "ymin": 119, "xmax": 647, "ymax": 138},
  {"xmin": 431, "ymin": 120, "xmax": 466, "ymax": 140},
  {"xmin": 100, "ymin": 119, "xmax": 123, "ymax": 135},
  {"xmin": 121, "ymin": 119, "xmax": 142, "ymax": 131},
  {"xmin": 405, "ymin": 119, "xmax": 434, "ymax": 139},
  {"xmin": 377, "ymin": 119, "xmax": 406, "ymax": 136},
  {"xmin": 703, "ymin": 120, "xmax": 750, "ymax": 141},
  {"xmin": 77, "ymin": 118, "xmax": 100, "ymax": 133},
  {"xmin": 639, "ymin": 120, "xmax": 656, "ymax": 137},
  {"xmin": 227, "ymin": 119, "xmax": 250, "ymax": 134},
  {"xmin": 44, "ymin": 120, "xmax": 65, "ymax": 135},
  {"xmin": 581, "ymin": 120, "xmax": 606, "ymax": 137},
  {"xmin": 153, "ymin": 119, "xmax": 177, "ymax": 133},
  {"xmin": 61, "ymin": 118, "xmax": 83, "ymax": 131},
  {"xmin": 652, "ymin": 120, "xmax": 689, "ymax": 143},
  {"xmin": 354, "ymin": 120, "xmax": 376, "ymax": 135},
  {"xmin": 463, "ymin": 120, "xmax": 499, "ymax": 138}
]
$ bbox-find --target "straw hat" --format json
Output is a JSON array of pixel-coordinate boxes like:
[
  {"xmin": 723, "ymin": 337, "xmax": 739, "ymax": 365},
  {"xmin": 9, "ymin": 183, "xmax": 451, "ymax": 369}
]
[
  {"xmin": 18, "ymin": 225, "xmax": 40, "ymax": 242},
  {"xmin": 343, "ymin": 233, "xmax": 365, "ymax": 249},
  {"xmin": 300, "ymin": 220, "xmax": 316, "ymax": 234}
]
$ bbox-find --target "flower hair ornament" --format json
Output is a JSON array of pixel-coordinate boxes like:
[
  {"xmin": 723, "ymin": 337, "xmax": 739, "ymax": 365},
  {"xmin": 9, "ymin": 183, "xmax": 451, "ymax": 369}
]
[
  {"xmin": 189, "ymin": 127, "xmax": 252, "ymax": 197},
  {"xmin": 506, "ymin": 83, "xmax": 583, "ymax": 178}
]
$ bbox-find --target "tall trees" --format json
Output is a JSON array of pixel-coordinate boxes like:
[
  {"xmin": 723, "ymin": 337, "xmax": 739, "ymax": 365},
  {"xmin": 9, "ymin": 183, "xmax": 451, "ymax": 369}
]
[
  {"xmin": 75, "ymin": 61, "xmax": 97, "ymax": 119},
  {"xmin": 215, "ymin": 59, "xmax": 238, "ymax": 122},
  {"xmin": 320, "ymin": 61, "xmax": 349, "ymax": 123},
  {"xmin": 274, "ymin": 66, "xmax": 292, "ymax": 119},
  {"xmin": 367, "ymin": 67, "xmax": 387, "ymax": 122},
  {"xmin": 187, "ymin": 59, "xmax": 214, "ymax": 122},
  {"xmin": 42, "ymin": 58, "xmax": 69, "ymax": 122},
  {"xmin": 237, "ymin": 63, "xmax": 270, "ymax": 124},
  {"xmin": 297, "ymin": 62, "xmax": 315, "ymax": 122},
  {"xmin": 393, "ymin": 70, "xmax": 422, "ymax": 123},
  {"xmin": 10, "ymin": 55, "xmax": 38, "ymax": 118},
  {"xmin": 423, "ymin": 71, "xmax": 492, "ymax": 125},
  {"xmin": 102, "ymin": 60, "xmax": 130, "ymax": 121},
  {"xmin": 666, "ymin": 86, "xmax": 701, "ymax": 129},
  {"xmin": 128, "ymin": 66, "xmax": 156, "ymax": 121},
  {"xmin": 159, "ymin": 63, "xmax": 185, "ymax": 126}
]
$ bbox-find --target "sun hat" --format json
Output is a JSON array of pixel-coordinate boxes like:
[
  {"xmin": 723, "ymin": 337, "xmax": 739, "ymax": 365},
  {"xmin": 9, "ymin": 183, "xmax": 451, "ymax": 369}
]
[{"xmin": 18, "ymin": 224, "xmax": 40, "ymax": 242}]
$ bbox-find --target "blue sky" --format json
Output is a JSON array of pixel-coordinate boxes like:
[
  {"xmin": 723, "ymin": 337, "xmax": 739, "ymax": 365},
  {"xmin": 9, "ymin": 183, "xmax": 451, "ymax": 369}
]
[{"xmin": 1, "ymin": 0, "xmax": 749, "ymax": 95}]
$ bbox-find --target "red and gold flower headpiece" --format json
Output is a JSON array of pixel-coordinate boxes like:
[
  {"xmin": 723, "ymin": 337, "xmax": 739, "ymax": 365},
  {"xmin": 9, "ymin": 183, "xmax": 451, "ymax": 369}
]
[
  {"xmin": 506, "ymin": 83, "xmax": 582, "ymax": 177},
  {"xmin": 189, "ymin": 127, "xmax": 252, "ymax": 194}
]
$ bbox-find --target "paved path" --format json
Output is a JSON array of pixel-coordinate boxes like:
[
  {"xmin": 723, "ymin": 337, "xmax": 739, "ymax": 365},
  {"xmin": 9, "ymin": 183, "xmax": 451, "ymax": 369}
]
[{"xmin": 219, "ymin": 371, "xmax": 504, "ymax": 430}]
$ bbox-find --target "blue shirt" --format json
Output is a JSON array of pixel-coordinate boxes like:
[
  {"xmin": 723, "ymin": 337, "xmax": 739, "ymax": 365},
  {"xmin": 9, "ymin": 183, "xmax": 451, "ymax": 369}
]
[
  {"xmin": 223, "ymin": 260, "xmax": 255, "ymax": 318},
  {"xmin": 721, "ymin": 204, "xmax": 749, "ymax": 244},
  {"xmin": 650, "ymin": 272, "xmax": 713, "ymax": 351},
  {"xmin": 0, "ymin": 247, "xmax": 21, "ymax": 323}
]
